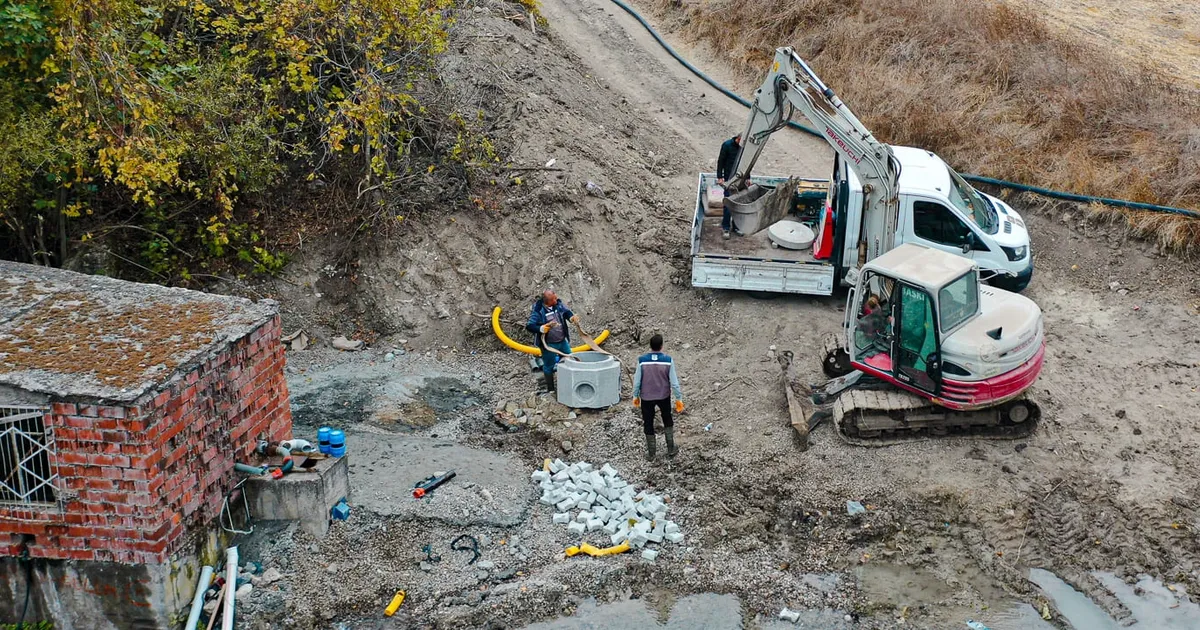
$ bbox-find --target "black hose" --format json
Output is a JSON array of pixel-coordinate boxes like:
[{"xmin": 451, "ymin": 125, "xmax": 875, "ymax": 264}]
[{"xmin": 605, "ymin": 0, "xmax": 1200, "ymax": 220}]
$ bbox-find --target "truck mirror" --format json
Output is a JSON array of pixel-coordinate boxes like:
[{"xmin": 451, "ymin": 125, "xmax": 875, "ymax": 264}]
[{"xmin": 961, "ymin": 232, "xmax": 977, "ymax": 254}]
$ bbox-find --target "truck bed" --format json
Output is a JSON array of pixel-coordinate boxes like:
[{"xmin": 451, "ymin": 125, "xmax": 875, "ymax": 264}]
[{"xmin": 697, "ymin": 214, "xmax": 818, "ymax": 263}]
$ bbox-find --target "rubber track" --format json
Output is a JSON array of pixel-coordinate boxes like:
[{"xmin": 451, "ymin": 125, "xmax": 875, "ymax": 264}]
[{"xmin": 833, "ymin": 389, "xmax": 1041, "ymax": 447}]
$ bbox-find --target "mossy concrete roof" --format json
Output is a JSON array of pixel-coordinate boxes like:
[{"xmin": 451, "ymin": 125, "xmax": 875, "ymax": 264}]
[{"xmin": 0, "ymin": 262, "xmax": 277, "ymax": 403}]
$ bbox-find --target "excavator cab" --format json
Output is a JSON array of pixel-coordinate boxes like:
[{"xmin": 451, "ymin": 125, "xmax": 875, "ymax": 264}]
[{"xmin": 808, "ymin": 243, "xmax": 1044, "ymax": 443}]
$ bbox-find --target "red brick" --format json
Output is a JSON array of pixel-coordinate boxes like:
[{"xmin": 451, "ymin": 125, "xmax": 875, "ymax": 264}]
[{"xmin": 98, "ymin": 406, "xmax": 126, "ymax": 419}]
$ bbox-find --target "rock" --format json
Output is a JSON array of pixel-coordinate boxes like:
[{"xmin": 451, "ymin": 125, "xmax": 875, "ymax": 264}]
[
  {"xmin": 476, "ymin": 560, "xmax": 496, "ymax": 570},
  {"xmin": 332, "ymin": 336, "xmax": 363, "ymax": 351},
  {"xmin": 1001, "ymin": 465, "xmax": 1016, "ymax": 474},
  {"xmin": 496, "ymin": 568, "xmax": 518, "ymax": 580},
  {"xmin": 567, "ymin": 412, "xmax": 577, "ymax": 420},
  {"xmin": 262, "ymin": 568, "xmax": 283, "ymax": 584},
  {"xmin": 1015, "ymin": 443, "xmax": 1028, "ymax": 453},
  {"xmin": 1133, "ymin": 427, "xmax": 1142, "ymax": 435},
  {"xmin": 236, "ymin": 583, "xmax": 253, "ymax": 598},
  {"xmin": 1115, "ymin": 409, "xmax": 1126, "ymax": 419},
  {"xmin": 420, "ymin": 562, "xmax": 433, "ymax": 572},
  {"xmin": 384, "ymin": 352, "xmax": 395, "ymax": 362},
  {"xmin": 326, "ymin": 563, "xmax": 337, "ymax": 574},
  {"xmin": 475, "ymin": 570, "xmax": 489, "ymax": 581},
  {"xmin": 562, "ymin": 440, "xmax": 574, "ymax": 452}
]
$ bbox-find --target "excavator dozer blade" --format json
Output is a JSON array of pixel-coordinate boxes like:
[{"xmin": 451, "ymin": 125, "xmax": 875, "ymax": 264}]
[{"xmin": 726, "ymin": 177, "xmax": 799, "ymax": 236}]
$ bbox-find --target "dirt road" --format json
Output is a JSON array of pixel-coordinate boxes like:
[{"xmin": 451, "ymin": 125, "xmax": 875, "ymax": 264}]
[{"xmin": 243, "ymin": 0, "xmax": 1200, "ymax": 627}]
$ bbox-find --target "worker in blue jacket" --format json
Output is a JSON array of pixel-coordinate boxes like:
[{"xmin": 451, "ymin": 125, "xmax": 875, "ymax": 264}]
[
  {"xmin": 526, "ymin": 289, "xmax": 579, "ymax": 393},
  {"xmin": 632, "ymin": 334, "xmax": 684, "ymax": 460}
]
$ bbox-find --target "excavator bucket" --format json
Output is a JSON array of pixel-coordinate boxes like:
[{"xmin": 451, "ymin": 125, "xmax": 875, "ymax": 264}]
[
  {"xmin": 777, "ymin": 350, "xmax": 821, "ymax": 450},
  {"xmin": 725, "ymin": 177, "xmax": 799, "ymax": 236}
]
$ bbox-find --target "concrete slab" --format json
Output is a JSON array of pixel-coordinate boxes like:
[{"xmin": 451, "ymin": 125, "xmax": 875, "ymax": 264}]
[
  {"xmin": 345, "ymin": 432, "xmax": 530, "ymax": 527},
  {"xmin": 244, "ymin": 455, "xmax": 350, "ymax": 538}
]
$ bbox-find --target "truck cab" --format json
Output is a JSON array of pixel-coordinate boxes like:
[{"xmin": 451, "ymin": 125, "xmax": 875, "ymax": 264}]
[{"xmin": 842, "ymin": 147, "xmax": 1033, "ymax": 292}]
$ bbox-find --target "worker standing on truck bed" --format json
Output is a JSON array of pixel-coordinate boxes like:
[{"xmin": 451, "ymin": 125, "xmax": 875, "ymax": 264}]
[
  {"xmin": 716, "ymin": 133, "xmax": 744, "ymax": 240},
  {"xmin": 632, "ymin": 334, "xmax": 684, "ymax": 461},
  {"xmin": 526, "ymin": 289, "xmax": 578, "ymax": 394}
]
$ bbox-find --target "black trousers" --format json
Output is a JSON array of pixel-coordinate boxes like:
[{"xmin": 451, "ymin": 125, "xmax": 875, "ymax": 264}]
[{"xmin": 641, "ymin": 398, "xmax": 673, "ymax": 436}]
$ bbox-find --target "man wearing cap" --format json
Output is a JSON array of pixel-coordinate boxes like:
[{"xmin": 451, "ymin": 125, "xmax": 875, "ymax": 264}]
[{"xmin": 526, "ymin": 289, "xmax": 579, "ymax": 393}]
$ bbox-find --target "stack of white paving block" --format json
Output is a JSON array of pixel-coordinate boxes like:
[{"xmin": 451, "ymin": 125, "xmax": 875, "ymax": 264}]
[{"xmin": 532, "ymin": 459, "xmax": 684, "ymax": 559}]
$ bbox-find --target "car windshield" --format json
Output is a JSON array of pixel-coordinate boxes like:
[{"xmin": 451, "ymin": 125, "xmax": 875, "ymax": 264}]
[
  {"xmin": 938, "ymin": 271, "xmax": 979, "ymax": 332},
  {"xmin": 945, "ymin": 165, "xmax": 997, "ymax": 234}
]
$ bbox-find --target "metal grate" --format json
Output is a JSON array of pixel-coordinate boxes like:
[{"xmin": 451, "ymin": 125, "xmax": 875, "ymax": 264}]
[{"xmin": 0, "ymin": 406, "xmax": 58, "ymax": 507}]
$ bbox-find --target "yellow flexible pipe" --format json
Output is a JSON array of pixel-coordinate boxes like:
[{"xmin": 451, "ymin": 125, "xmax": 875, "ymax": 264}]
[
  {"xmin": 565, "ymin": 541, "xmax": 631, "ymax": 557},
  {"xmin": 491, "ymin": 306, "xmax": 610, "ymax": 356}
]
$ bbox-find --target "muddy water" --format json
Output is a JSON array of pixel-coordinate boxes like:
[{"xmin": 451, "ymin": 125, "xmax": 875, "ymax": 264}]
[{"xmin": 1030, "ymin": 569, "xmax": 1200, "ymax": 630}]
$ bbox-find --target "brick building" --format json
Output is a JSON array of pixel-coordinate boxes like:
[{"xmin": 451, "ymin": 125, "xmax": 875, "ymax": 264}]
[{"xmin": 0, "ymin": 262, "xmax": 292, "ymax": 629}]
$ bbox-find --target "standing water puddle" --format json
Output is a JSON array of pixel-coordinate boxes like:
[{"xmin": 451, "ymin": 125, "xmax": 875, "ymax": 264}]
[{"xmin": 1030, "ymin": 568, "xmax": 1200, "ymax": 630}]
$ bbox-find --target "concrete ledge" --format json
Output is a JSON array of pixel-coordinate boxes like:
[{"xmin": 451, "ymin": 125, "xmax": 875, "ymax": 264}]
[{"xmin": 243, "ymin": 455, "xmax": 350, "ymax": 537}]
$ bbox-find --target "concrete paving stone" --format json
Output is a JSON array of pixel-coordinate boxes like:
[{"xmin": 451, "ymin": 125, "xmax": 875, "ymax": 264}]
[
  {"xmin": 664, "ymin": 521, "xmax": 679, "ymax": 534},
  {"xmin": 647, "ymin": 531, "xmax": 664, "ymax": 543},
  {"xmin": 610, "ymin": 531, "xmax": 628, "ymax": 545},
  {"xmin": 562, "ymin": 480, "xmax": 578, "ymax": 493},
  {"xmin": 552, "ymin": 470, "xmax": 570, "ymax": 482},
  {"xmin": 600, "ymin": 464, "xmax": 617, "ymax": 477},
  {"xmin": 629, "ymin": 532, "xmax": 649, "ymax": 548},
  {"xmin": 596, "ymin": 494, "xmax": 612, "ymax": 508},
  {"xmin": 665, "ymin": 532, "xmax": 684, "ymax": 544},
  {"xmin": 550, "ymin": 459, "xmax": 566, "ymax": 473},
  {"xmin": 566, "ymin": 521, "xmax": 586, "ymax": 535},
  {"xmin": 531, "ymin": 470, "xmax": 551, "ymax": 483},
  {"xmin": 578, "ymin": 462, "xmax": 593, "ymax": 473},
  {"xmin": 602, "ymin": 521, "xmax": 618, "ymax": 535},
  {"xmin": 586, "ymin": 518, "xmax": 604, "ymax": 532},
  {"xmin": 654, "ymin": 511, "xmax": 667, "ymax": 522},
  {"xmin": 593, "ymin": 507, "xmax": 609, "ymax": 521},
  {"xmin": 576, "ymin": 482, "xmax": 593, "ymax": 494},
  {"xmin": 556, "ymin": 497, "xmax": 578, "ymax": 511},
  {"xmin": 553, "ymin": 512, "xmax": 571, "ymax": 524},
  {"xmin": 576, "ymin": 511, "xmax": 592, "ymax": 523},
  {"xmin": 641, "ymin": 549, "xmax": 659, "ymax": 561}
]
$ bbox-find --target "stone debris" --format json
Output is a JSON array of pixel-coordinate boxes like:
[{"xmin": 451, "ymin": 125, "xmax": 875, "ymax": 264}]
[
  {"xmin": 531, "ymin": 460, "xmax": 683, "ymax": 555},
  {"xmin": 332, "ymin": 336, "xmax": 364, "ymax": 351}
]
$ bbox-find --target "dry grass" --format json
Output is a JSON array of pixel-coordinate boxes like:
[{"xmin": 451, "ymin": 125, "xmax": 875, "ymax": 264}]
[{"xmin": 655, "ymin": 0, "xmax": 1200, "ymax": 250}]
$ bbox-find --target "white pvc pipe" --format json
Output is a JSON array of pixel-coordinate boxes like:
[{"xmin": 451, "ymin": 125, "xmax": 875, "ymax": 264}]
[
  {"xmin": 222, "ymin": 546, "xmax": 238, "ymax": 630},
  {"xmin": 186, "ymin": 565, "xmax": 214, "ymax": 630}
]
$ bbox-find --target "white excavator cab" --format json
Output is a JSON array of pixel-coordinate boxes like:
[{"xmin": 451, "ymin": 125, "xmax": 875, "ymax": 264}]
[{"xmin": 828, "ymin": 243, "xmax": 1044, "ymax": 417}]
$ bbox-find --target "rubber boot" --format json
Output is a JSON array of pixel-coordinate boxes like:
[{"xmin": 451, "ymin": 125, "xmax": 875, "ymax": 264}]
[
  {"xmin": 542, "ymin": 372, "xmax": 556, "ymax": 395},
  {"xmin": 665, "ymin": 427, "xmax": 678, "ymax": 458},
  {"xmin": 644, "ymin": 434, "xmax": 656, "ymax": 461}
]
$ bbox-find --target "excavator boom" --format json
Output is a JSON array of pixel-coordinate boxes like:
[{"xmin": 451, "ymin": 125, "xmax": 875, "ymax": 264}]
[{"xmin": 729, "ymin": 48, "xmax": 902, "ymax": 266}]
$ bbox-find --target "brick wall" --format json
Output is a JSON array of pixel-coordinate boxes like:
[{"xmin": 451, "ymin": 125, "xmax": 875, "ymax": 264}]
[{"xmin": 0, "ymin": 316, "xmax": 292, "ymax": 564}]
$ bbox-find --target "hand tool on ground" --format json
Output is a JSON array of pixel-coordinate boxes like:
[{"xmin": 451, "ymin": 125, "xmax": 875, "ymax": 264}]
[{"xmin": 412, "ymin": 470, "xmax": 457, "ymax": 498}]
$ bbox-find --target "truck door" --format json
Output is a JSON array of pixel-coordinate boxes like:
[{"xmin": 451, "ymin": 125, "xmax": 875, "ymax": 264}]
[
  {"xmin": 893, "ymin": 283, "xmax": 941, "ymax": 395},
  {"xmin": 904, "ymin": 198, "xmax": 988, "ymax": 261}
]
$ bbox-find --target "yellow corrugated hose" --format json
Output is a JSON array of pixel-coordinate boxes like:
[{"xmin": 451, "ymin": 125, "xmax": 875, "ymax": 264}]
[{"xmin": 491, "ymin": 306, "xmax": 610, "ymax": 356}]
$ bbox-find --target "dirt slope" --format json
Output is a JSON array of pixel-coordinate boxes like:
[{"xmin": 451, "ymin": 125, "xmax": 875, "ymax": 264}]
[{"xmin": 251, "ymin": 0, "xmax": 1200, "ymax": 627}]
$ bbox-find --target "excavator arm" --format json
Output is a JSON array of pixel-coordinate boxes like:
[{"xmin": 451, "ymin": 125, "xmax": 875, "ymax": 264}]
[{"xmin": 728, "ymin": 47, "xmax": 902, "ymax": 265}]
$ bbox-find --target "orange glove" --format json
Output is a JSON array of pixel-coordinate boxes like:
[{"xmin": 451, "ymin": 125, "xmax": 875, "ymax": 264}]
[
  {"xmin": 674, "ymin": 400, "xmax": 684, "ymax": 413},
  {"xmin": 632, "ymin": 397, "xmax": 641, "ymax": 408}
]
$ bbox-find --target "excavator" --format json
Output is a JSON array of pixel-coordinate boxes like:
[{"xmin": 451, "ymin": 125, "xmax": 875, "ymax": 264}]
[{"xmin": 724, "ymin": 47, "xmax": 1045, "ymax": 442}]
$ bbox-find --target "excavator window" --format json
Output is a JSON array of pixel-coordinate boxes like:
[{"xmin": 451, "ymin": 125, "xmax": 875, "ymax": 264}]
[
  {"xmin": 853, "ymin": 272, "xmax": 895, "ymax": 372},
  {"xmin": 939, "ymin": 271, "xmax": 980, "ymax": 332},
  {"xmin": 896, "ymin": 284, "xmax": 939, "ymax": 392}
]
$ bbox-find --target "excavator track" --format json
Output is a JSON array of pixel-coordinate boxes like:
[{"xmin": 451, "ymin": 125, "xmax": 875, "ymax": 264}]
[{"xmin": 831, "ymin": 387, "xmax": 1041, "ymax": 447}]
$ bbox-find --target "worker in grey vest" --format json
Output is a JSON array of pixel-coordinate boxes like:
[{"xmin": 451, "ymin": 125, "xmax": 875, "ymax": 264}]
[{"xmin": 632, "ymin": 334, "xmax": 684, "ymax": 460}]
